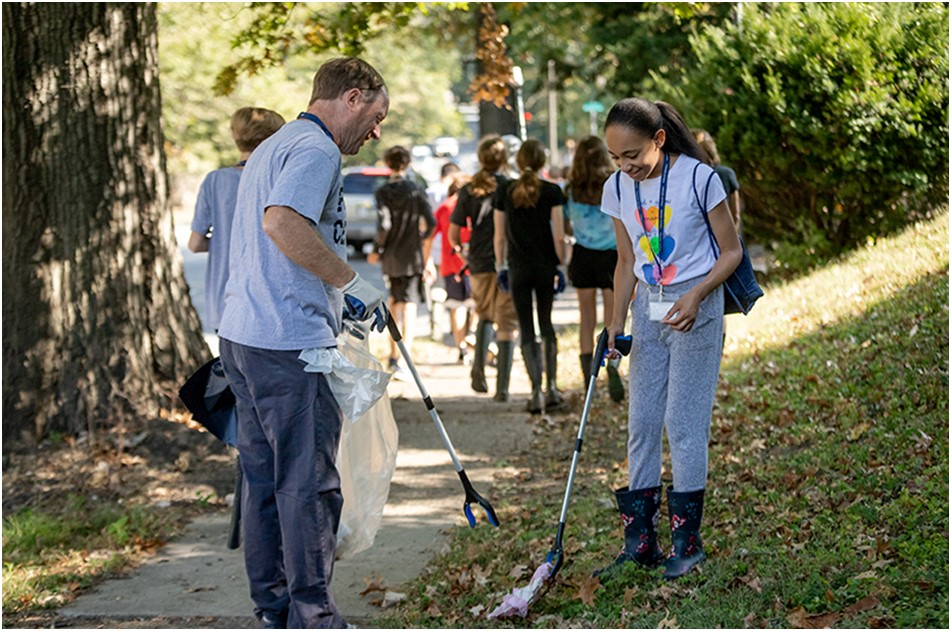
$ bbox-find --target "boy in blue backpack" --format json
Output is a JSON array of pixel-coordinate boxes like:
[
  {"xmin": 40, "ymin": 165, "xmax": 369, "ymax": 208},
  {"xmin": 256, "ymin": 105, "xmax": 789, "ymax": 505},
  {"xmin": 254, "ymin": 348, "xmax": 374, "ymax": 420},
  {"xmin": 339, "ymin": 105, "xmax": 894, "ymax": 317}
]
[{"xmin": 597, "ymin": 98, "xmax": 742, "ymax": 580}]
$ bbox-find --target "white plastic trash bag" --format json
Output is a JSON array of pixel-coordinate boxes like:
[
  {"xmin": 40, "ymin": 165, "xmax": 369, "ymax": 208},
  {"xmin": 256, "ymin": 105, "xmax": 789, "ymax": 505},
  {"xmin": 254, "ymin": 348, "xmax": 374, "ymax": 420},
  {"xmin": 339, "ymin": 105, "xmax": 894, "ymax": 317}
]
[
  {"xmin": 298, "ymin": 336, "xmax": 391, "ymax": 423},
  {"xmin": 332, "ymin": 333, "xmax": 399, "ymax": 559}
]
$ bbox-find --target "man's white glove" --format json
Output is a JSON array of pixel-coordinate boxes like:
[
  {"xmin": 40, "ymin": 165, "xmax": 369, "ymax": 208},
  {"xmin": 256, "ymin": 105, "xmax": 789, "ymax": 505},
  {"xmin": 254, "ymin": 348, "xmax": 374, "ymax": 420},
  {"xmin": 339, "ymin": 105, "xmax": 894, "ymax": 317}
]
[{"xmin": 341, "ymin": 272, "xmax": 389, "ymax": 333}]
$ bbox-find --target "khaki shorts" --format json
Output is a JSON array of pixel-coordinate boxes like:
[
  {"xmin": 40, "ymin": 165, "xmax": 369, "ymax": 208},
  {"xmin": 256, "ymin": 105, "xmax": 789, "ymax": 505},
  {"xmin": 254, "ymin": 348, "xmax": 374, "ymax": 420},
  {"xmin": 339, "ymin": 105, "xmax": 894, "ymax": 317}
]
[{"xmin": 470, "ymin": 272, "xmax": 518, "ymax": 337}]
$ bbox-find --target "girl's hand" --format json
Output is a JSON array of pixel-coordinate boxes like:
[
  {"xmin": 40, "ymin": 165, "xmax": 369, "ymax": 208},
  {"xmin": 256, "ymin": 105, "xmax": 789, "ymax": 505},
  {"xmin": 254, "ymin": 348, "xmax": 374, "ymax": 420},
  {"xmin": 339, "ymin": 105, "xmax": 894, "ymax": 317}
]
[
  {"xmin": 606, "ymin": 321, "xmax": 624, "ymax": 361},
  {"xmin": 662, "ymin": 288, "xmax": 703, "ymax": 332}
]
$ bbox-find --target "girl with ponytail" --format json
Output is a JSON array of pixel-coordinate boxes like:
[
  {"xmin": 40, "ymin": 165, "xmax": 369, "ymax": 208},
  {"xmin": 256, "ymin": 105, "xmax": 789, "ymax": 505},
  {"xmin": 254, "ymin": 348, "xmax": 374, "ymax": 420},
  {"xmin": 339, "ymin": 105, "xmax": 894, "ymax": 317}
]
[
  {"xmin": 563, "ymin": 135, "xmax": 624, "ymax": 402},
  {"xmin": 596, "ymin": 97, "xmax": 742, "ymax": 581},
  {"xmin": 449, "ymin": 135, "xmax": 519, "ymax": 401},
  {"xmin": 494, "ymin": 138, "xmax": 567, "ymax": 414}
]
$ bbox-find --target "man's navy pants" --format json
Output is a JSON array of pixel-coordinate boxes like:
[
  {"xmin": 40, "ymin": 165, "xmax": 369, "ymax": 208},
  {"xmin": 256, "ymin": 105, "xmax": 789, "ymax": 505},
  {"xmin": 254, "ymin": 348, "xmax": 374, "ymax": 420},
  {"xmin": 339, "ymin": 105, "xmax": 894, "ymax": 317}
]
[{"xmin": 220, "ymin": 339, "xmax": 347, "ymax": 629}]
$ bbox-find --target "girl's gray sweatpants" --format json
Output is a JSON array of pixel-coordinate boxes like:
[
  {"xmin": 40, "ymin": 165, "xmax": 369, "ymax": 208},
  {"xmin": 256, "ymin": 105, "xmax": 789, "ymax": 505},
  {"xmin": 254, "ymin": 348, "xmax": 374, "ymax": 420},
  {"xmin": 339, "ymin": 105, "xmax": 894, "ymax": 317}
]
[{"xmin": 626, "ymin": 276, "xmax": 724, "ymax": 493}]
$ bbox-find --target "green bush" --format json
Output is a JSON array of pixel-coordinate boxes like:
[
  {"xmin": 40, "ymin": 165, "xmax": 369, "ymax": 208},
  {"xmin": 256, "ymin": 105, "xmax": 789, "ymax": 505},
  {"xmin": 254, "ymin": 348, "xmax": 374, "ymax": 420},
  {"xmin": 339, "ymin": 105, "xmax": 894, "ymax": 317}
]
[{"xmin": 657, "ymin": 3, "xmax": 948, "ymax": 259}]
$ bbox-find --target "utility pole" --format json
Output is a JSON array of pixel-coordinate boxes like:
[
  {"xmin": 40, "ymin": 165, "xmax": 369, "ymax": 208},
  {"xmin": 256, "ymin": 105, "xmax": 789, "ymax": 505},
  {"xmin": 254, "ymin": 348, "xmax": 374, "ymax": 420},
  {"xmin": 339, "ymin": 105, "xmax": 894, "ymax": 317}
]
[
  {"xmin": 547, "ymin": 59, "xmax": 559, "ymax": 165},
  {"xmin": 513, "ymin": 66, "xmax": 526, "ymax": 141}
]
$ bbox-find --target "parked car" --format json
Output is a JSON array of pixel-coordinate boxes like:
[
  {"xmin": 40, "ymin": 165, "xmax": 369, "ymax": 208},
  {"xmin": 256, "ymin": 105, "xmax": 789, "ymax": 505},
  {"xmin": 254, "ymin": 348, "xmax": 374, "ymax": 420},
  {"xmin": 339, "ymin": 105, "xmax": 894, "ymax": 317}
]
[
  {"xmin": 342, "ymin": 166, "xmax": 391, "ymax": 254},
  {"xmin": 432, "ymin": 136, "xmax": 460, "ymax": 158}
]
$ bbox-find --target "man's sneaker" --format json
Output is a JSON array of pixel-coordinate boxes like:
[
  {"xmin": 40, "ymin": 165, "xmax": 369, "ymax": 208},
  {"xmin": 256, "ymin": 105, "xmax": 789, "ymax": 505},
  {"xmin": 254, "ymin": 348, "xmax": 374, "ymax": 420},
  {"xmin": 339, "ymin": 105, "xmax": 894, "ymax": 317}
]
[{"xmin": 388, "ymin": 357, "xmax": 411, "ymax": 382}]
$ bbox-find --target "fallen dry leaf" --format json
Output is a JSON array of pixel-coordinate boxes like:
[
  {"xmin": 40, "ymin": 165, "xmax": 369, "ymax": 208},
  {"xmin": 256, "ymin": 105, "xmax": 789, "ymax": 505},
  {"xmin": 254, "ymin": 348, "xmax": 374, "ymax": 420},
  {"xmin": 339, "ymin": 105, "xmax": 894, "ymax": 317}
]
[
  {"xmin": 623, "ymin": 585, "xmax": 638, "ymax": 605},
  {"xmin": 508, "ymin": 564, "xmax": 528, "ymax": 580},
  {"xmin": 657, "ymin": 608, "xmax": 679, "ymax": 628},
  {"xmin": 469, "ymin": 604, "xmax": 485, "ymax": 617},
  {"xmin": 843, "ymin": 595, "xmax": 880, "ymax": 614},
  {"xmin": 576, "ymin": 574, "xmax": 602, "ymax": 607},
  {"xmin": 472, "ymin": 564, "xmax": 491, "ymax": 587},
  {"xmin": 359, "ymin": 575, "xmax": 386, "ymax": 597}
]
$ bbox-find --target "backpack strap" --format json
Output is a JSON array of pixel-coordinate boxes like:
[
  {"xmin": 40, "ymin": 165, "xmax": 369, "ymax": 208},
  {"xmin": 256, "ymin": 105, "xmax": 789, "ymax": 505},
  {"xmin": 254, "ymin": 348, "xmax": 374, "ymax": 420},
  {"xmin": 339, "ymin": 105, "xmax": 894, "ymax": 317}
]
[
  {"xmin": 692, "ymin": 162, "xmax": 721, "ymax": 258},
  {"xmin": 614, "ymin": 170, "xmax": 622, "ymax": 204}
]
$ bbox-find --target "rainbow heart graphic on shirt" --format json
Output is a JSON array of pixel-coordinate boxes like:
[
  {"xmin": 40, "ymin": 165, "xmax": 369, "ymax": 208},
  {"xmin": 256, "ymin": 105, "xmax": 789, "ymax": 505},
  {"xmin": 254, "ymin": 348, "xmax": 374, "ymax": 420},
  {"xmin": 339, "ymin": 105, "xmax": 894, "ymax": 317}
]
[
  {"xmin": 634, "ymin": 204, "xmax": 671, "ymax": 233},
  {"xmin": 635, "ymin": 203, "xmax": 677, "ymax": 285},
  {"xmin": 642, "ymin": 262, "xmax": 679, "ymax": 285}
]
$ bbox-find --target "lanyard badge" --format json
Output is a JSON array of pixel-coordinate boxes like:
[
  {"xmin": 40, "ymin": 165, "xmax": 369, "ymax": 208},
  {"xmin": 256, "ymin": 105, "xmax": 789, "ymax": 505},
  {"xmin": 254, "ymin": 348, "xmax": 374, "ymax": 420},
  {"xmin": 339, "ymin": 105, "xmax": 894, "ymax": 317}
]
[
  {"xmin": 634, "ymin": 153, "xmax": 676, "ymax": 321},
  {"xmin": 634, "ymin": 151, "xmax": 670, "ymax": 284}
]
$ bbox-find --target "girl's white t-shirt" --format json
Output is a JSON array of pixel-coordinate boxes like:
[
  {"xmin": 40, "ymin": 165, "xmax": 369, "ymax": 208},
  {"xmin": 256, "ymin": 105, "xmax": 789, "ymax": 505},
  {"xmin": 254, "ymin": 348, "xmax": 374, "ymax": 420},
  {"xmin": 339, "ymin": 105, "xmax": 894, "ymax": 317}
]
[{"xmin": 600, "ymin": 155, "xmax": 726, "ymax": 287}]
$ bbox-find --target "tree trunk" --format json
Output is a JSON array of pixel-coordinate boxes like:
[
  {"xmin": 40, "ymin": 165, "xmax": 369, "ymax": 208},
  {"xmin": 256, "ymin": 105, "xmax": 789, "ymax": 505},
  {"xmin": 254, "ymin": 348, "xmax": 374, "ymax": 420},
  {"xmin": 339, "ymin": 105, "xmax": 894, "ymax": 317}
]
[{"xmin": 2, "ymin": 3, "xmax": 208, "ymax": 447}]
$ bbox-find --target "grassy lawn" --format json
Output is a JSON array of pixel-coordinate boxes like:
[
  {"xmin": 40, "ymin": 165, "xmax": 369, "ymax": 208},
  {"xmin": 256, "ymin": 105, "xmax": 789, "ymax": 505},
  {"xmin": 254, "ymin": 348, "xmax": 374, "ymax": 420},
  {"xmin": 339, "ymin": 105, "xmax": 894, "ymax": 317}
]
[{"xmin": 379, "ymin": 210, "xmax": 949, "ymax": 628}]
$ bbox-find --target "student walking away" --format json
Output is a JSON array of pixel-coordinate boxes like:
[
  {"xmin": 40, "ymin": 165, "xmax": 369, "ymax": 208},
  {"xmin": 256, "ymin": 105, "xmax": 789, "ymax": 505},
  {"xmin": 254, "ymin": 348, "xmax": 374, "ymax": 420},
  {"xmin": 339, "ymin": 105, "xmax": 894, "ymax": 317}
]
[
  {"xmin": 693, "ymin": 129, "xmax": 741, "ymax": 234},
  {"xmin": 429, "ymin": 172, "xmax": 475, "ymax": 363},
  {"xmin": 448, "ymin": 135, "xmax": 518, "ymax": 401},
  {"xmin": 368, "ymin": 145, "xmax": 436, "ymax": 376},
  {"xmin": 563, "ymin": 135, "xmax": 624, "ymax": 403},
  {"xmin": 423, "ymin": 162, "xmax": 461, "ymax": 338},
  {"xmin": 494, "ymin": 138, "xmax": 568, "ymax": 414},
  {"xmin": 188, "ymin": 107, "xmax": 285, "ymax": 331},
  {"xmin": 598, "ymin": 97, "xmax": 742, "ymax": 581},
  {"xmin": 216, "ymin": 57, "xmax": 390, "ymax": 628}
]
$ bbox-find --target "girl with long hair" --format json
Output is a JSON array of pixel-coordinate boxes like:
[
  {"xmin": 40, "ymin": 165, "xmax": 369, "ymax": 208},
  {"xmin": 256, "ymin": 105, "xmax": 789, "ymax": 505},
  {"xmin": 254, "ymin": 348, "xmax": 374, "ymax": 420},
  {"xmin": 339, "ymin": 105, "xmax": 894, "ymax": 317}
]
[
  {"xmin": 449, "ymin": 135, "xmax": 519, "ymax": 401},
  {"xmin": 598, "ymin": 98, "xmax": 742, "ymax": 580},
  {"xmin": 564, "ymin": 135, "xmax": 624, "ymax": 402},
  {"xmin": 494, "ymin": 138, "xmax": 567, "ymax": 413}
]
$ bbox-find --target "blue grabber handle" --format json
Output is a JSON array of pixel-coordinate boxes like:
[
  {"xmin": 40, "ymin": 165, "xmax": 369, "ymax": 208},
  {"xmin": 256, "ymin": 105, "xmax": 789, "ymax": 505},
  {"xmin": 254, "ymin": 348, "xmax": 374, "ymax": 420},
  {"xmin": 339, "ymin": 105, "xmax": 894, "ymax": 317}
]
[
  {"xmin": 545, "ymin": 522, "xmax": 567, "ymax": 579},
  {"xmin": 459, "ymin": 469, "xmax": 500, "ymax": 528},
  {"xmin": 602, "ymin": 329, "xmax": 632, "ymax": 365}
]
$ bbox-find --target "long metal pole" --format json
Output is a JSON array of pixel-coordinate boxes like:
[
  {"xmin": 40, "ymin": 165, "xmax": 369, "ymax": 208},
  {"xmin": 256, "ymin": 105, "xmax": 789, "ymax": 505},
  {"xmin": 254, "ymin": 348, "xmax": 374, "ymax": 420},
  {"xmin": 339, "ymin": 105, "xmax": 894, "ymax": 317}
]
[{"xmin": 548, "ymin": 59, "xmax": 559, "ymax": 165}]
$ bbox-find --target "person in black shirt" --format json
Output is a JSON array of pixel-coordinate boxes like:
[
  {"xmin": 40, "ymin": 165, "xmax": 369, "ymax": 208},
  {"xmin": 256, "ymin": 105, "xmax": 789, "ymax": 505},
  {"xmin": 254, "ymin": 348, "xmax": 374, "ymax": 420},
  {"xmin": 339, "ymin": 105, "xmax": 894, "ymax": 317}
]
[
  {"xmin": 693, "ymin": 129, "xmax": 741, "ymax": 234},
  {"xmin": 448, "ymin": 135, "xmax": 518, "ymax": 400},
  {"xmin": 369, "ymin": 145, "xmax": 436, "ymax": 372},
  {"xmin": 494, "ymin": 138, "xmax": 567, "ymax": 413}
]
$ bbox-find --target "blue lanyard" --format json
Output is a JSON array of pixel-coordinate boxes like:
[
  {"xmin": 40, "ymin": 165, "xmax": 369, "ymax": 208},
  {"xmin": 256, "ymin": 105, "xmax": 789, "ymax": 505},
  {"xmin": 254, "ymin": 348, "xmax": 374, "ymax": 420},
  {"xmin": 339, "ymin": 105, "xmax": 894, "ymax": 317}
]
[
  {"xmin": 297, "ymin": 112, "xmax": 334, "ymax": 141},
  {"xmin": 633, "ymin": 152, "xmax": 670, "ymax": 282}
]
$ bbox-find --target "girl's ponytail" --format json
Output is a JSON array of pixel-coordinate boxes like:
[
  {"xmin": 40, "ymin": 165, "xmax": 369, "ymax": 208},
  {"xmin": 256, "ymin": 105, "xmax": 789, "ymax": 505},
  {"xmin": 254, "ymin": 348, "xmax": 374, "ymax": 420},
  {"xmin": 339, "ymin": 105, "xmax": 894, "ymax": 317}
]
[
  {"xmin": 510, "ymin": 138, "xmax": 547, "ymax": 208},
  {"xmin": 654, "ymin": 101, "xmax": 708, "ymax": 164},
  {"xmin": 470, "ymin": 135, "xmax": 508, "ymax": 197}
]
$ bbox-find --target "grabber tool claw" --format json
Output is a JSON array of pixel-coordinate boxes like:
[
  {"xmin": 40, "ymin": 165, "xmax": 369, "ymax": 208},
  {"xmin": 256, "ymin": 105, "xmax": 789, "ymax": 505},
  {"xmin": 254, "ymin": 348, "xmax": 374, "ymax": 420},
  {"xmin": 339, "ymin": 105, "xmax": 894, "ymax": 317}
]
[
  {"xmin": 461, "ymin": 469, "xmax": 500, "ymax": 527},
  {"xmin": 385, "ymin": 315, "xmax": 500, "ymax": 528}
]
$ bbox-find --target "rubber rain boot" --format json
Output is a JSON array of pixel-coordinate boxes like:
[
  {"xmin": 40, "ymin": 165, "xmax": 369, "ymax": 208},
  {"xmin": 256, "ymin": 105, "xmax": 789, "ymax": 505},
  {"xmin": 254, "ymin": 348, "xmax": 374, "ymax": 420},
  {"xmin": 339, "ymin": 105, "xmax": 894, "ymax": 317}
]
[
  {"xmin": 521, "ymin": 342, "xmax": 544, "ymax": 414},
  {"xmin": 470, "ymin": 320, "xmax": 493, "ymax": 393},
  {"xmin": 663, "ymin": 487, "xmax": 706, "ymax": 579},
  {"xmin": 579, "ymin": 353, "xmax": 593, "ymax": 388},
  {"xmin": 593, "ymin": 486, "xmax": 665, "ymax": 579},
  {"xmin": 493, "ymin": 340, "xmax": 514, "ymax": 402},
  {"xmin": 606, "ymin": 361, "xmax": 625, "ymax": 403},
  {"xmin": 543, "ymin": 336, "xmax": 564, "ymax": 410}
]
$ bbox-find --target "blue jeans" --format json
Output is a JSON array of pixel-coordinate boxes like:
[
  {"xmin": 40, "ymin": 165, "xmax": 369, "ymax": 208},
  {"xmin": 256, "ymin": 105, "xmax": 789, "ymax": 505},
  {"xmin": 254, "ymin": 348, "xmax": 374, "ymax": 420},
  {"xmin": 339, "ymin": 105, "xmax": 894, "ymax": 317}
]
[{"xmin": 220, "ymin": 339, "xmax": 347, "ymax": 629}]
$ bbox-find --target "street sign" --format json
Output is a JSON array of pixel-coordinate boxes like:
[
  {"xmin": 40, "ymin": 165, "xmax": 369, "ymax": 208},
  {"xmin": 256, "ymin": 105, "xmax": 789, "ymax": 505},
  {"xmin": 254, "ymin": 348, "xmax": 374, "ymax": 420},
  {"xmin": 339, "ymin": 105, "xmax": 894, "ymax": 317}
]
[{"xmin": 582, "ymin": 100, "xmax": 605, "ymax": 113}]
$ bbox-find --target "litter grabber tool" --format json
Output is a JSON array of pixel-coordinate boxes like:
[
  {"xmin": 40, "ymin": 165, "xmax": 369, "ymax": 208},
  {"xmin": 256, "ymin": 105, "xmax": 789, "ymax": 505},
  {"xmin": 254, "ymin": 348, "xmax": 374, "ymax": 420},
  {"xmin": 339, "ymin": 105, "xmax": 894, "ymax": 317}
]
[
  {"xmin": 385, "ymin": 316, "xmax": 500, "ymax": 528},
  {"xmin": 488, "ymin": 328, "xmax": 631, "ymax": 619}
]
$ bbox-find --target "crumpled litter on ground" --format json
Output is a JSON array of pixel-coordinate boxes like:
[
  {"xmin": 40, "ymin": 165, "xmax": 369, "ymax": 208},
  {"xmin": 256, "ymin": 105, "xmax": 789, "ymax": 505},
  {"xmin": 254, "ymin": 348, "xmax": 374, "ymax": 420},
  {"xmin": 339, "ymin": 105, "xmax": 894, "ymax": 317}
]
[{"xmin": 486, "ymin": 562, "xmax": 552, "ymax": 619}]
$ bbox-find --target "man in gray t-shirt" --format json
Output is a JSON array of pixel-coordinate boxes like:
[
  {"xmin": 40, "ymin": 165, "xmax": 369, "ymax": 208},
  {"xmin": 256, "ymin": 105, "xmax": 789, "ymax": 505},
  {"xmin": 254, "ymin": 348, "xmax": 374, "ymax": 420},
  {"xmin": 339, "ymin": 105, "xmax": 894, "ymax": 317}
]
[{"xmin": 217, "ymin": 57, "xmax": 389, "ymax": 629}]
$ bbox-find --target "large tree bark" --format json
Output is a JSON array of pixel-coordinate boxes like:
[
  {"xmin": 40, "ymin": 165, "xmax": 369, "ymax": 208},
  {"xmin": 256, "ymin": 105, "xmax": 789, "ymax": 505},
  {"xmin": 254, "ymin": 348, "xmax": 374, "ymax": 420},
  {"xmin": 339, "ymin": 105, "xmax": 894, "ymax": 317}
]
[{"xmin": 2, "ymin": 3, "xmax": 208, "ymax": 446}]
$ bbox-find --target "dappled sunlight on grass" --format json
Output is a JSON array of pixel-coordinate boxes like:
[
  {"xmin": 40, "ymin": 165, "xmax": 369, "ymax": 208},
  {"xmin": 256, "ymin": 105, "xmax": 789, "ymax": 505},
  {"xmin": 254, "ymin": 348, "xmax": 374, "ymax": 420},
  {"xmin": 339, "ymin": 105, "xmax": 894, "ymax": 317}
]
[{"xmin": 725, "ymin": 210, "xmax": 948, "ymax": 358}]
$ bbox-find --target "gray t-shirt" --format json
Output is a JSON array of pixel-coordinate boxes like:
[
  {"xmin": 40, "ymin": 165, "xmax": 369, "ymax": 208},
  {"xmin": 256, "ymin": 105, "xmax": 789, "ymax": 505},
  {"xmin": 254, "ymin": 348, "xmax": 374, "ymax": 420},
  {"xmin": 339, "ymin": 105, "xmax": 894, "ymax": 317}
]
[
  {"xmin": 190, "ymin": 165, "xmax": 242, "ymax": 330},
  {"xmin": 218, "ymin": 119, "xmax": 347, "ymax": 350}
]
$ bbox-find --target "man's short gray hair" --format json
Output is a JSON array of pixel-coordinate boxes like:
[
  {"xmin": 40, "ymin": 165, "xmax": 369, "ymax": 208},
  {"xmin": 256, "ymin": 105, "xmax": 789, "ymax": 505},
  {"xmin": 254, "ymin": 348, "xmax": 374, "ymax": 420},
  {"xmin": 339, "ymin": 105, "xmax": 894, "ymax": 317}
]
[{"xmin": 309, "ymin": 57, "xmax": 386, "ymax": 105}]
